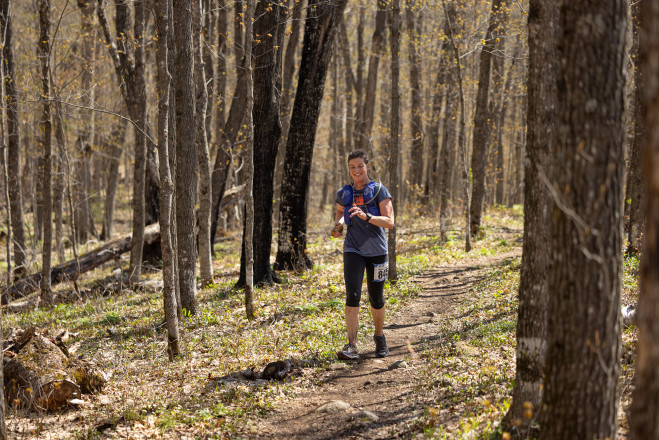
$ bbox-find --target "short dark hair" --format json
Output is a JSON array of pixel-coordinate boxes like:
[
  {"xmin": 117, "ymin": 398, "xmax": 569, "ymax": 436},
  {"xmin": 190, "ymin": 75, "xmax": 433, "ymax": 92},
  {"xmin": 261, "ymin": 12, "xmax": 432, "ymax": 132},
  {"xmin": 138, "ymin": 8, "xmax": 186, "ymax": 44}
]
[{"xmin": 347, "ymin": 150, "xmax": 369, "ymax": 164}]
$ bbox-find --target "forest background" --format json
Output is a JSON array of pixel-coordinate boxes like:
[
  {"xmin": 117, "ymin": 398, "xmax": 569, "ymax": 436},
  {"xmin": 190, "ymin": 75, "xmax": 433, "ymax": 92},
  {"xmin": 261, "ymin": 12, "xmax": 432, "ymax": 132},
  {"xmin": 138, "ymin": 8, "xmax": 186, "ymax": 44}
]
[{"xmin": 0, "ymin": 0, "xmax": 654, "ymax": 439}]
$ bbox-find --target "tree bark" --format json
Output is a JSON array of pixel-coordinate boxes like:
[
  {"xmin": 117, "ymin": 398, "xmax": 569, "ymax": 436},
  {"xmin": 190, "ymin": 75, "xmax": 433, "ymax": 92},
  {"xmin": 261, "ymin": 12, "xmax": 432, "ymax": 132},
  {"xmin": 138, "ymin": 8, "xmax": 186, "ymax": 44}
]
[
  {"xmin": 75, "ymin": 0, "xmax": 96, "ymax": 243},
  {"xmin": 0, "ymin": 0, "xmax": 27, "ymax": 276},
  {"xmin": 469, "ymin": 0, "xmax": 503, "ymax": 237},
  {"xmin": 629, "ymin": 2, "xmax": 659, "ymax": 438},
  {"xmin": 273, "ymin": 0, "xmax": 304, "ymax": 219},
  {"xmin": 243, "ymin": 0, "xmax": 255, "ymax": 319},
  {"xmin": 38, "ymin": 0, "xmax": 53, "ymax": 305},
  {"xmin": 405, "ymin": 0, "xmax": 423, "ymax": 193},
  {"xmin": 502, "ymin": 0, "xmax": 555, "ymax": 431},
  {"xmin": 539, "ymin": 1, "xmax": 626, "ymax": 438},
  {"xmin": 216, "ymin": 0, "xmax": 228, "ymax": 128},
  {"xmin": 388, "ymin": 0, "xmax": 400, "ymax": 283},
  {"xmin": 194, "ymin": 0, "xmax": 214, "ymax": 286},
  {"xmin": 154, "ymin": 0, "xmax": 181, "ymax": 360},
  {"xmin": 625, "ymin": 2, "xmax": 646, "ymax": 255},
  {"xmin": 356, "ymin": 0, "xmax": 387, "ymax": 152},
  {"xmin": 237, "ymin": 0, "xmax": 286, "ymax": 287},
  {"xmin": 174, "ymin": 0, "xmax": 199, "ymax": 315},
  {"xmin": 274, "ymin": 0, "xmax": 348, "ymax": 271},
  {"xmin": 52, "ymin": 94, "xmax": 67, "ymax": 264}
]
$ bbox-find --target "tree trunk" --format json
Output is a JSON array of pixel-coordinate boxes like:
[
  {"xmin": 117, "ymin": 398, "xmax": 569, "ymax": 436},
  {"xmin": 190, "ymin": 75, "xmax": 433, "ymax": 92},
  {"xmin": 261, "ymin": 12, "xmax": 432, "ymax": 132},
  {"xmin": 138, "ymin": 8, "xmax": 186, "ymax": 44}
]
[
  {"xmin": 0, "ymin": 0, "xmax": 27, "ymax": 276},
  {"xmin": 439, "ymin": 88, "xmax": 455, "ymax": 243},
  {"xmin": 539, "ymin": 1, "xmax": 626, "ymax": 438},
  {"xmin": 502, "ymin": 0, "xmax": 555, "ymax": 431},
  {"xmin": 356, "ymin": 0, "xmax": 387, "ymax": 152},
  {"xmin": 75, "ymin": 0, "xmax": 96, "ymax": 244},
  {"xmin": 274, "ymin": 0, "xmax": 348, "ymax": 271},
  {"xmin": 469, "ymin": 0, "xmax": 503, "ymax": 237},
  {"xmin": 443, "ymin": 0, "xmax": 470, "ymax": 252},
  {"xmin": 273, "ymin": 0, "xmax": 304, "ymax": 220},
  {"xmin": 0, "ymin": 61, "xmax": 12, "ymax": 288},
  {"xmin": 194, "ymin": 0, "xmax": 214, "ymax": 286},
  {"xmin": 405, "ymin": 0, "xmax": 423, "ymax": 193},
  {"xmin": 154, "ymin": 0, "xmax": 180, "ymax": 360},
  {"xmin": 174, "ymin": 0, "xmax": 199, "ymax": 315},
  {"xmin": 388, "ymin": 0, "xmax": 400, "ymax": 283},
  {"xmin": 52, "ymin": 95, "xmax": 67, "ymax": 264},
  {"xmin": 99, "ymin": 121, "xmax": 126, "ymax": 241},
  {"xmin": 202, "ymin": 0, "xmax": 215, "ymax": 147},
  {"xmin": 629, "ymin": 2, "xmax": 659, "ymax": 438},
  {"xmin": 425, "ymin": 38, "xmax": 447, "ymax": 208},
  {"xmin": 167, "ymin": 0, "xmax": 181, "ymax": 318},
  {"xmin": 237, "ymin": 0, "xmax": 286, "ymax": 288},
  {"xmin": 494, "ymin": 42, "xmax": 519, "ymax": 206},
  {"xmin": 216, "ymin": 0, "xmax": 228, "ymax": 128},
  {"xmin": 38, "ymin": 0, "xmax": 53, "ymax": 306},
  {"xmin": 626, "ymin": 2, "xmax": 646, "ymax": 255},
  {"xmin": 243, "ymin": 0, "xmax": 255, "ymax": 319}
]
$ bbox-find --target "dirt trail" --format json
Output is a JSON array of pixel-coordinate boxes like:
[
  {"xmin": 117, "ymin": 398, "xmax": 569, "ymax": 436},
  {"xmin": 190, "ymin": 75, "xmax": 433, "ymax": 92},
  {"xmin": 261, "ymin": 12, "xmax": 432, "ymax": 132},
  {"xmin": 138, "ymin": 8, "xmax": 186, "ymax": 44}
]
[{"xmin": 257, "ymin": 247, "xmax": 521, "ymax": 440}]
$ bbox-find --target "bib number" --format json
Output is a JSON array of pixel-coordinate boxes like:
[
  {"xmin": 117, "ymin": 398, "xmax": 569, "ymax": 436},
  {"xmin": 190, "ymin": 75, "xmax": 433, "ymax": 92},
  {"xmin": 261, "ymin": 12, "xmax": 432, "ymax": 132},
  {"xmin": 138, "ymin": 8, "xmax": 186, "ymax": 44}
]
[{"xmin": 374, "ymin": 261, "xmax": 389, "ymax": 282}]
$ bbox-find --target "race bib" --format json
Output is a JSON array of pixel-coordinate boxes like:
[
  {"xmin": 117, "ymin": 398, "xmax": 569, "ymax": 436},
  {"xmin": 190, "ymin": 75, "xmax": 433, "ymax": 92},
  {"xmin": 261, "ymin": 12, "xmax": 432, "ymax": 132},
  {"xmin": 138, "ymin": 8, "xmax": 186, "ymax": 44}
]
[{"xmin": 374, "ymin": 261, "xmax": 389, "ymax": 282}]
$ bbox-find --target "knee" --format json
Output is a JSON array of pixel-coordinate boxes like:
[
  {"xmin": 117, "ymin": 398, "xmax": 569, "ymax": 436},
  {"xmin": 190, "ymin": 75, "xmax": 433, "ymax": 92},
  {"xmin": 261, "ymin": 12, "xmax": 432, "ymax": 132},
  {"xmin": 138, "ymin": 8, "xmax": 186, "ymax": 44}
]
[
  {"xmin": 346, "ymin": 291, "xmax": 361, "ymax": 308},
  {"xmin": 369, "ymin": 293, "xmax": 385, "ymax": 310}
]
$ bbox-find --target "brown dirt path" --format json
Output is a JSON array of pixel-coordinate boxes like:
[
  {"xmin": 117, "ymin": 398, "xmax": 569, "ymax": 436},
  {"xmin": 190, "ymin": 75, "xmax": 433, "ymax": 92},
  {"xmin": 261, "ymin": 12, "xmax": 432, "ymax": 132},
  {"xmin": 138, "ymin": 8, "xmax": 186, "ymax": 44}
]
[{"xmin": 256, "ymin": 247, "xmax": 521, "ymax": 440}]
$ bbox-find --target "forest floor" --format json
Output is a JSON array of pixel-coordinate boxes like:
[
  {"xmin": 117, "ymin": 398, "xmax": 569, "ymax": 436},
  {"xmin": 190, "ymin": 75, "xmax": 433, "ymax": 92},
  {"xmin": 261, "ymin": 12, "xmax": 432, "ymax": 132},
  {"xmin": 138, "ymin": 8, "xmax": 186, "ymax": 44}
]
[{"xmin": 2, "ymin": 207, "xmax": 639, "ymax": 439}]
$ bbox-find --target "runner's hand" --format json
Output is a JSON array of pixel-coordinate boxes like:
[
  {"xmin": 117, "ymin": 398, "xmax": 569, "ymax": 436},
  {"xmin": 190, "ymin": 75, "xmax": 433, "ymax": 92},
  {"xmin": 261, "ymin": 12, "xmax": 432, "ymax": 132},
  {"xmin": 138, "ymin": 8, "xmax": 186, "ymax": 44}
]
[{"xmin": 349, "ymin": 204, "xmax": 367, "ymax": 221}]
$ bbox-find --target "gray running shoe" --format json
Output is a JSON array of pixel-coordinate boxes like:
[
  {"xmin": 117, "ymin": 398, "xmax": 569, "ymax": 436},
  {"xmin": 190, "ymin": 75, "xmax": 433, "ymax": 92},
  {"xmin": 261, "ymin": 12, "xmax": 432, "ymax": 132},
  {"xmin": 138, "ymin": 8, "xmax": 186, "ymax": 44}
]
[
  {"xmin": 337, "ymin": 342, "xmax": 359, "ymax": 360},
  {"xmin": 374, "ymin": 334, "xmax": 389, "ymax": 358}
]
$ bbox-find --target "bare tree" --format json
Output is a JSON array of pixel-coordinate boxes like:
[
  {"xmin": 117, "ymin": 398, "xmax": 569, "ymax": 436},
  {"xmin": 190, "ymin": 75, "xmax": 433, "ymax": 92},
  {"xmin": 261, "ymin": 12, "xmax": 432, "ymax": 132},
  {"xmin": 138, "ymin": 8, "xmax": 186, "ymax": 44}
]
[
  {"xmin": 405, "ymin": 0, "xmax": 423, "ymax": 194},
  {"xmin": 502, "ymin": 0, "xmax": 556, "ymax": 431},
  {"xmin": 443, "ymin": 0, "xmax": 470, "ymax": 252},
  {"xmin": 193, "ymin": 0, "xmax": 213, "ymax": 285},
  {"xmin": 630, "ymin": 1, "xmax": 659, "ymax": 438},
  {"xmin": 388, "ymin": 0, "xmax": 400, "ymax": 283},
  {"xmin": 243, "ymin": 0, "xmax": 255, "ymax": 319},
  {"xmin": 38, "ymin": 0, "xmax": 53, "ymax": 305},
  {"xmin": 275, "ymin": 0, "xmax": 348, "ymax": 270},
  {"xmin": 74, "ymin": 0, "xmax": 96, "ymax": 243},
  {"xmin": 154, "ymin": 0, "xmax": 180, "ymax": 359},
  {"xmin": 237, "ymin": 0, "xmax": 286, "ymax": 288},
  {"xmin": 469, "ymin": 0, "xmax": 503, "ymax": 237},
  {"xmin": 174, "ymin": 0, "xmax": 199, "ymax": 315},
  {"xmin": 625, "ymin": 2, "xmax": 646, "ymax": 255},
  {"xmin": 356, "ymin": 0, "xmax": 387, "ymax": 152},
  {"xmin": 0, "ymin": 0, "xmax": 27, "ymax": 276},
  {"xmin": 539, "ymin": 0, "xmax": 626, "ymax": 438}
]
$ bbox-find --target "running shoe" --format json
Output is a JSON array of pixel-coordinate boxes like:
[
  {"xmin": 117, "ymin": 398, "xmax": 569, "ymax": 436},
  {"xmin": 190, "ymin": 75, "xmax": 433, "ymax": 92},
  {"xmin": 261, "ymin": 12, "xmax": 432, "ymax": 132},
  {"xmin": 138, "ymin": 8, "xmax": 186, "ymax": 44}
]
[
  {"xmin": 374, "ymin": 334, "xmax": 389, "ymax": 358},
  {"xmin": 337, "ymin": 342, "xmax": 359, "ymax": 360}
]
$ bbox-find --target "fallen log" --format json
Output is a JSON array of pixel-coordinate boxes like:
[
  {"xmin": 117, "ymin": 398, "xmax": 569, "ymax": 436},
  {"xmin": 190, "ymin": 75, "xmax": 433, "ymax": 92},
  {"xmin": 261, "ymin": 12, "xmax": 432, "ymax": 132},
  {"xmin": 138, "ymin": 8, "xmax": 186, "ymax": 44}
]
[
  {"xmin": 1, "ymin": 223, "xmax": 160, "ymax": 304},
  {"xmin": 3, "ymin": 327, "xmax": 107, "ymax": 412}
]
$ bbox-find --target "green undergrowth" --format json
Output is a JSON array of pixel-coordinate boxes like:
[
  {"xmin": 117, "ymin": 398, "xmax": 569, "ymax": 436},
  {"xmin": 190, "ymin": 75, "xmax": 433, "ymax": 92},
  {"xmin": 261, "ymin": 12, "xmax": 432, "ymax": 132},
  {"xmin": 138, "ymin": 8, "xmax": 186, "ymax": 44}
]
[
  {"xmin": 3, "ymin": 206, "xmax": 536, "ymax": 438},
  {"xmin": 401, "ymin": 243, "xmax": 640, "ymax": 439}
]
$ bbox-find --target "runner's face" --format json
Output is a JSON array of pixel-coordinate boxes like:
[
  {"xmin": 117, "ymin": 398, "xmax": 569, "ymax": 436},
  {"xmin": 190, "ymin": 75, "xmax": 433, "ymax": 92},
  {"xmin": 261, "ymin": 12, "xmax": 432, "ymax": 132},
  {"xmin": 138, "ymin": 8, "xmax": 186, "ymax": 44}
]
[{"xmin": 348, "ymin": 158, "xmax": 369, "ymax": 185}]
